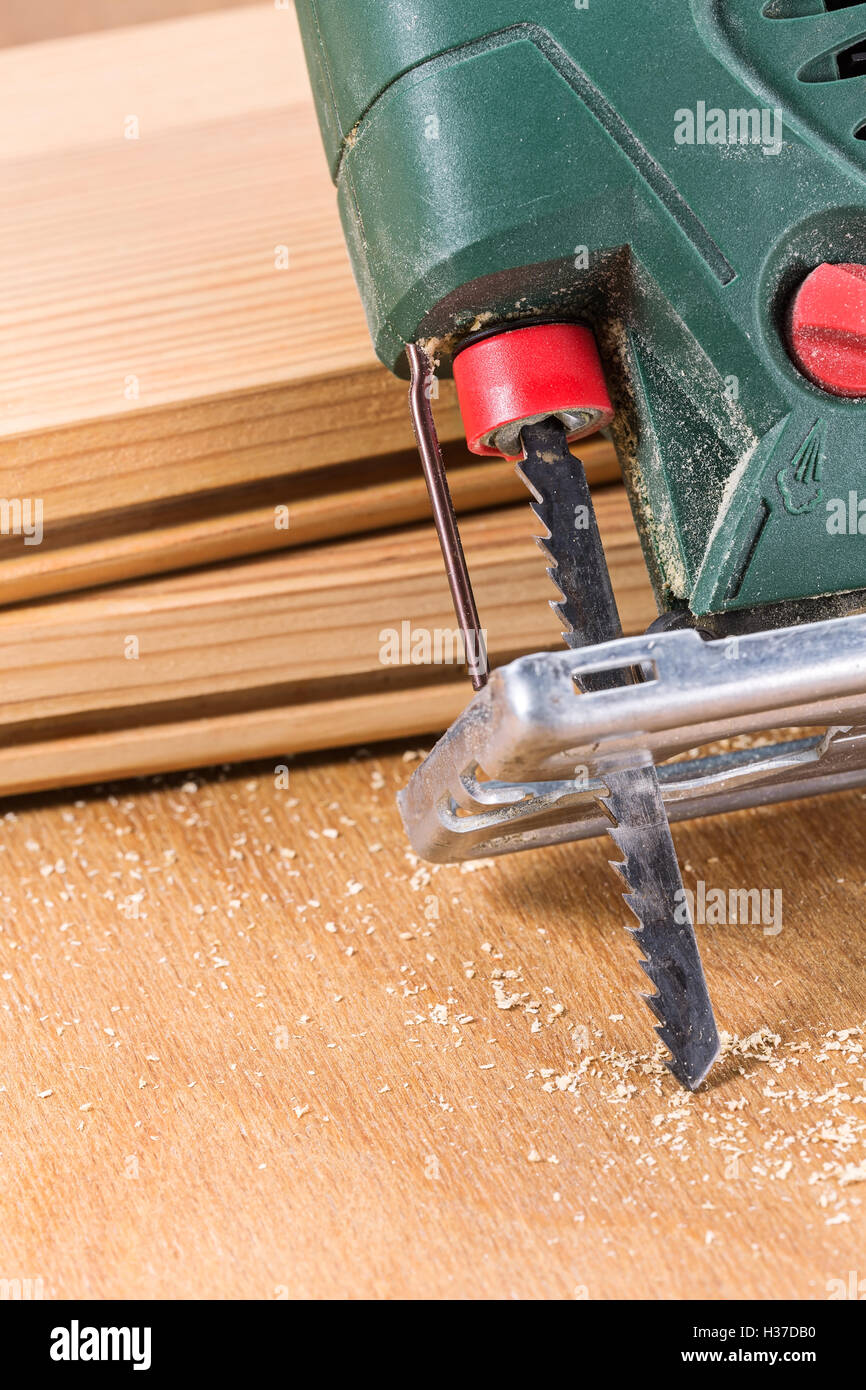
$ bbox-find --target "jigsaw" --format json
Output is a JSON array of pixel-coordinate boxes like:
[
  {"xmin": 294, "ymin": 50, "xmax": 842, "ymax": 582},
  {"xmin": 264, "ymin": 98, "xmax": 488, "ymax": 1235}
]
[{"xmin": 297, "ymin": 0, "xmax": 866, "ymax": 1087}]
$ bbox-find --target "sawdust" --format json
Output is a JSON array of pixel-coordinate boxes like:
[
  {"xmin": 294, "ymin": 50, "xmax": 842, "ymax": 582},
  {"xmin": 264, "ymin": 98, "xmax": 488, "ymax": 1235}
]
[
  {"xmin": 416, "ymin": 312, "xmax": 494, "ymax": 368},
  {"xmin": 668, "ymin": 726, "xmax": 821, "ymax": 764},
  {"xmin": 522, "ymin": 1023, "xmax": 866, "ymax": 1226}
]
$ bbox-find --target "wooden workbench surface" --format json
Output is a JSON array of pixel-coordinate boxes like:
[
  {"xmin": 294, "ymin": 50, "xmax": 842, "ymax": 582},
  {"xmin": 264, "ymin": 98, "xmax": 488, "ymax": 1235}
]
[{"xmin": 1, "ymin": 746, "xmax": 864, "ymax": 1300}]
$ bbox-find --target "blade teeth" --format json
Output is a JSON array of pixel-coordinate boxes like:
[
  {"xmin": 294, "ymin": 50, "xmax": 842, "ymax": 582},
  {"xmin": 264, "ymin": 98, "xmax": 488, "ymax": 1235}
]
[
  {"xmin": 605, "ymin": 842, "xmax": 633, "ymax": 871},
  {"xmin": 530, "ymin": 519, "xmax": 553, "ymax": 550},
  {"xmin": 642, "ymin": 992, "xmax": 666, "ymax": 1023},
  {"xmin": 518, "ymin": 468, "xmax": 584, "ymax": 644},
  {"xmin": 527, "ymin": 507, "xmax": 555, "ymax": 555},
  {"xmin": 514, "ymin": 462, "xmax": 543, "ymax": 506},
  {"xmin": 529, "ymin": 526, "xmax": 577, "ymax": 641},
  {"xmin": 601, "ymin": 812, "xmax": 629, "ymax": 846},
  {"xmin": 535, "ymin": 548, "xmax": 577, "ymax": 639},
  {"xmin": 531, "ymin": 533, "xmax": 555, "ymax": 565},
  {"xmin": 550, "ymin": 601, "xmax": 574, "ymax": 639},
  {"xmin": 601, "ymin": 769, "xmax": 720, "ymax": 1092},
  {"xmin": 608, "ymin": 833, "xmax": 652, "ymax": 932},
  {"xmin": 623, "ymin": 892, "xmax": 644, "ymax": 919}
]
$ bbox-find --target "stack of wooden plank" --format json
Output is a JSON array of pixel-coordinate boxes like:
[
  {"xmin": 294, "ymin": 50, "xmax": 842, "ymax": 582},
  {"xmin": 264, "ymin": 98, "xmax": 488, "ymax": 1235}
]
[{"xmin": 0, "ymin": 4, "xmax": 652, "ymax": 795}]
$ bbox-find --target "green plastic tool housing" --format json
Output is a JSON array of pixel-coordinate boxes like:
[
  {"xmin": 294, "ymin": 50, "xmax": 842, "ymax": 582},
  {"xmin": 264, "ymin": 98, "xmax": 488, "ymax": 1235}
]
[{"xmin": 296, "ymin": 0, "xmax": 866, "ymax": 618}]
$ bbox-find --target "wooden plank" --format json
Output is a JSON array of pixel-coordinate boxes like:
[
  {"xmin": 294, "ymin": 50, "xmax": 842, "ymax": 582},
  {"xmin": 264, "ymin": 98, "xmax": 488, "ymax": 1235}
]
[
  {"xmin": 0, "ymin": 487, "xmax": 654, "ymax": 792},
  {"xmin": 0, "ymin": 683, "xmax": 469, "ymax": 797},
  {"xmin": 0, "ymin": 6, "xmax": 465, "ymax": 575},
  {"xmin": 0, "ymin": 490, "xmax": 649, "ymax": 723},
  {"xmin": 1, "ymin": 744, "xmax": 863, "ymax": 1298},
  {"xmin": 0, "ymin": 434, "xmax": 620, "ymax": 604}
]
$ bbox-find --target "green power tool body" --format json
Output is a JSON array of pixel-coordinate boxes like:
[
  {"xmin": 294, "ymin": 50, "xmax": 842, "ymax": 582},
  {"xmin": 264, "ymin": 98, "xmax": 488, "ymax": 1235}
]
[{"xmin": 297, "ymin": 0, "xmax": 866, "ymax": 1087}]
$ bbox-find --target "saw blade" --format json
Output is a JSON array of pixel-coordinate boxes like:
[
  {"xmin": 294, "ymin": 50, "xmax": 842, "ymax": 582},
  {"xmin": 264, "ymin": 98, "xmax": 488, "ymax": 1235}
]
[
  {"xmin": 518, "ymin": 417, "xmax": 720, "ymax": 1088},
  {"xmin": 600, "ymin": 763, "xmax": 720, "ymax": 1088},
  {"xmin": 517, "ymin": 418, "xmax": 622, "ymax": 652}
]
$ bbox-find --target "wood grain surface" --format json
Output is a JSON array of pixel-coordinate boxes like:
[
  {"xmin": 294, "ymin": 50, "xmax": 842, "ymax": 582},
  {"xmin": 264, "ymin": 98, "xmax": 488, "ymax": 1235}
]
[
  {"xmin": 0, "ymin": 0, "xmax": 262, "ymax": 49},
  {"xmin": 0, "ymin": 748, "xmax": 864, "ymax": 1300},
  {"xmin": 0, "ymin": 488, "xmax": 653, "ymax": 796},
  {"xmin": 0, "ymin": 6, "xmax": 361, "ymax": 426},
  {"xmin": 0, "ymin": 433, "xmax": 619, "ymax": 605},
  {"xmin": 0, "ymin": 5, "xmax": 471, "ymax": 592}
]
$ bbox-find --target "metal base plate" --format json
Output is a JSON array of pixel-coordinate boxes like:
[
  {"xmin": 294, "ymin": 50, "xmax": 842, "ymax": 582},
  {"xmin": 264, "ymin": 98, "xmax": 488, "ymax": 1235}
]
[{"xmin": 398, "ymin": 613, "xmax": 866, "ymax": 863}]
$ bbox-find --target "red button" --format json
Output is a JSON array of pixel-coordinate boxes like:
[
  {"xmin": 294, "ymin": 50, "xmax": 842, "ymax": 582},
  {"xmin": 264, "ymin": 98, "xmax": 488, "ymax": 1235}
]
[{"xmin": 788, "ymin": 262, "xmax": 866, "ymax": 398}]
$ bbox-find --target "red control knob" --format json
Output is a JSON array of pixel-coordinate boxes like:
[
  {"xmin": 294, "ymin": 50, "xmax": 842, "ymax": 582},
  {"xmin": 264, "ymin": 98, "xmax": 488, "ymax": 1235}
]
[
  {"xmin": 788, "ymin": 262, "xmax": 866, "ymax": 398},
  {"xmin": 452, "ymin": 321, "xmax": 614, "ymax": 459}
]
